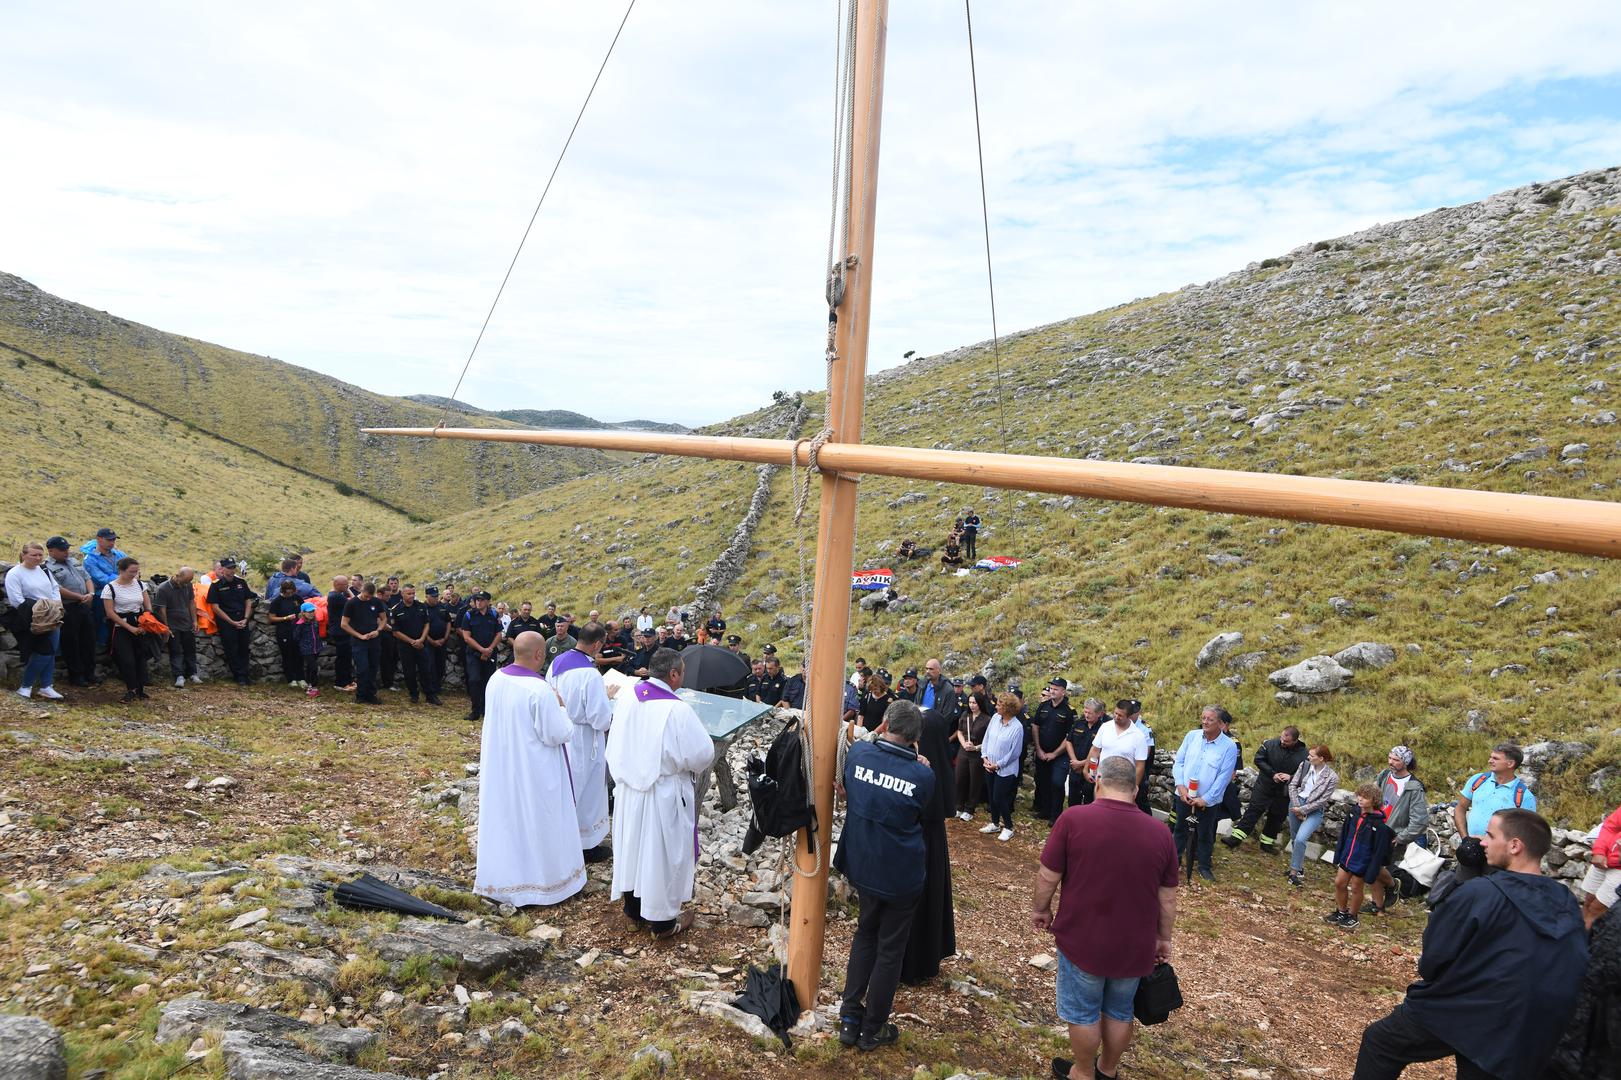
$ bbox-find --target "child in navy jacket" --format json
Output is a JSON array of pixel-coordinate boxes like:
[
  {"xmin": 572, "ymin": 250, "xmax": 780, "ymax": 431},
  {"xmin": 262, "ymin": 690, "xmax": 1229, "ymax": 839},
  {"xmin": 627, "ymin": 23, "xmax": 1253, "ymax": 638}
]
[{"xmin": 1325, "ymin": 783, "xmax": 1394, "ymax": 929}]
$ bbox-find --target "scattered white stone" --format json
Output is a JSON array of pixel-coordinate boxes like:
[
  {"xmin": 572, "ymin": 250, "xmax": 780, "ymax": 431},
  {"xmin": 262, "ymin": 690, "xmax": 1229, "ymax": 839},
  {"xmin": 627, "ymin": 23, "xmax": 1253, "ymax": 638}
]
[
  {"xmin": 228, "ymin": 907, "xmax": 270, "ymax": 931},
  {"xmin": 25, "ymin": 963, "xmax": 53, "ymax": 976},
  {"xmin": 1027, "ymin": 953, "xmax": 1056, "ymax": 971},
  {"xmin": 452, "ymin": 984, "xmax": 471, "ymax": 1006},
  {"xmin": 526, "ymin": 924, "xmax": 562, "ymax": 943},
  {"xmin": 575, "ymin": 948, "xmax": 600, "ymax": 969},
  {"xmin": 206, "ymin": 776, "xmax": 238, "ymax": 790}
]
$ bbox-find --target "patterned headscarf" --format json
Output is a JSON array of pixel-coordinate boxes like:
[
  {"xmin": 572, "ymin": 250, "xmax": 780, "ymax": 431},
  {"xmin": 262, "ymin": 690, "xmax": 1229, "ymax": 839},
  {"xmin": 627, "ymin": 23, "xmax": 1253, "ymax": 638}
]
[{"xmin": 1389, "ymin": 745, "xmax": 1415, "ymax": 767}]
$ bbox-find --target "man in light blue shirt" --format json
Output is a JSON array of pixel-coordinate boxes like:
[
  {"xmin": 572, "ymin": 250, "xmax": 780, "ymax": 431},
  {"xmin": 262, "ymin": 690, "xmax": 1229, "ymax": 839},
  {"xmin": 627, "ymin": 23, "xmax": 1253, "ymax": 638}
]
[
  {"xmin": 266, "ymin": 558, "xmax": 322, "ymax": 603},
  {"xmin": 79, "ymin": 527, "xmax": 127, "ymax": 647},
  {"xmin": 1171, "ymin": 706, "xmax": 1239, "ymax": 882},
  {"xmin": 1453, "ymin": 743, "xmax": 1536, "ymax": 838}
]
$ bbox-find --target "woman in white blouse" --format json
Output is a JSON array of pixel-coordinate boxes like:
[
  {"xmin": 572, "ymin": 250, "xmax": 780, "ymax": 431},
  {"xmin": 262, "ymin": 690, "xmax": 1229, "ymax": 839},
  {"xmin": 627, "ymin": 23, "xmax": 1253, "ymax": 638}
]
[
  {"xmin": 101, "ymin": 556, "xmax": 153, "ymax": 703},
  {"xmin": 979, "ymin": 693, "xmax": 1027, "ymax": 841},
  {"xmin": 4, "ymin": 542, "xmax": 64, "ymax": 700}
]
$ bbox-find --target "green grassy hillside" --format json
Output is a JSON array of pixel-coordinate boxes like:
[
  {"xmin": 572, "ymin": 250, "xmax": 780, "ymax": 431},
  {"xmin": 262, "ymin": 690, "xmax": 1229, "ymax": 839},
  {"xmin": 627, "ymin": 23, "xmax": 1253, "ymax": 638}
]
[
  {"xmin": 0, "ymin": 274, "xmax": 614, "ymax": 519},
  {"xmin": 1, "ymin": 341, "xmax": 408, "ymax": 569},
  {"xmin": 333, "ymin": 168, "xmax": 1621, "ymax": 823}
]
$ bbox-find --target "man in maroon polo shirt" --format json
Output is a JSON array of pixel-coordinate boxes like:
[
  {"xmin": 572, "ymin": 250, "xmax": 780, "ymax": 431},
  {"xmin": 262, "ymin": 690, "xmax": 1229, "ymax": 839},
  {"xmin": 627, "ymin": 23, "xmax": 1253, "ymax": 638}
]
[{"xmin": 1032, "ymin": 755, "xmax": 1179, "ymax": 1080}]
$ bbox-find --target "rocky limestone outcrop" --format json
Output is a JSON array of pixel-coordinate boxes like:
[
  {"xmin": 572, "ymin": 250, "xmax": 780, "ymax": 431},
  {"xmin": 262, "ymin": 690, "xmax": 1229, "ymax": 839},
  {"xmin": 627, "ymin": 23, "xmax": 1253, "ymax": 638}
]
[{"xmin": 0, "ymin": 1016, "xmax": 65, "ymax": 1080}]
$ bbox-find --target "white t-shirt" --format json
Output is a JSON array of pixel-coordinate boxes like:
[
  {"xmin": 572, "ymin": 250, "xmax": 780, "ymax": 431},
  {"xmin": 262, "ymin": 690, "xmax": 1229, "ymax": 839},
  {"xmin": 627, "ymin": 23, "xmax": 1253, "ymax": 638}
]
[
  {"xmin": 4, "ymin": 564, "xmax": 61, "ymax": 606},
  {"xmin": 102, "ymin": 579, "xmax": 147, "ymax": 614},
  {"xmin": 1388, "ymin": 773, "xmax": 1412, "ymax": 800},
  {"xmin": 1093, "ymin": 720, "xmax": 1150, "ymax": 765}
]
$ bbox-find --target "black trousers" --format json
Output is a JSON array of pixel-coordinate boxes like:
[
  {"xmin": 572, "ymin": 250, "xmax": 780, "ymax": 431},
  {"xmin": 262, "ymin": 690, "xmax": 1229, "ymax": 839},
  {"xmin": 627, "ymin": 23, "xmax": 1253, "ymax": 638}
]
[
  {"xmin": 379, "ymin": 635, "xmax": 398, "ymax": 689},
  {"xmin": 428, "ymin": 643, "xmax": 446, "ymax": 694},
  {"xmin": 217, "ymin": 622, "xmax": 252, "ymax": 682},
  {"xmin": 168, "ymin": 630, "xmax": 198, "ymax": 678},
  {"xmin": 987, "ymin": 772, "xmax": 1018, "ymax": 828},
  {"xmin": 622, "ymin": 892, "xmax": 675, "ymax": 934},
  {"xmin": 1235, "ymin": 779, "xmax": 1290, "ymax": 842},
  {"xmin": 1032, "ymin": 751, "xmax": 1057, "ymax": 817},
  {"xmin": 398, "ymin": 643, "xmax": 434, "ymax": 701},
  {"xmin": 841, "ymin": 889, "xmax": 920, "ymax": 1039},
  {"xmin": 109, "ymin": 622, "xmax": 147, "ymax": 694},
  {"xmin": 1174, "ymin": 799, "xmax": 1220, "ymax": 873},
  {"xmin": 352, "ymin": 638, "xmax": 381, "ymax": 702},
  {"xmin": 302, "ymin": 654, "xmax": 319, "ymax": 687},
  {"xmin": 60, "ymin": 601, "xmax": 97, "ymax": 684},
  {"xmin": 963, "ymin": 532, "xmax": 977, "ymax": 559},
  {"xmin": 332, "ymin": 635, "xmax": 353, "ymax": 688},
  {"xmin": 465, "ymin": 653, "xmax": 497, "ymax": 717},
  {"xmin": 277, "ymin": 635, "xmax": 302, "ymax": 683},
  {"xmin": 1353, "ymin": 1003, "xmax": 1491, "ymax": 1080}
]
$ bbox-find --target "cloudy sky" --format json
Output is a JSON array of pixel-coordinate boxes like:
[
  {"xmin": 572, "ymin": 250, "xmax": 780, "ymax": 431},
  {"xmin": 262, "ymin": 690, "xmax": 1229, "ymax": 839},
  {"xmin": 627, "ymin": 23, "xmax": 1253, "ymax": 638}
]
[{"xmin": 5, "ymin": 3, "xmax": 1621, "ymax": 426}]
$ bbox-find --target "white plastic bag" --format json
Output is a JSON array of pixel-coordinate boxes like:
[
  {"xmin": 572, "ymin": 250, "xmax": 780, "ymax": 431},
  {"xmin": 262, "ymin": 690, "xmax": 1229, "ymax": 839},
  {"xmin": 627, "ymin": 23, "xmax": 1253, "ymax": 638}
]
[{"xmin": 1399, "ymin": 842, "xmax": 1446, "ymax": 887}]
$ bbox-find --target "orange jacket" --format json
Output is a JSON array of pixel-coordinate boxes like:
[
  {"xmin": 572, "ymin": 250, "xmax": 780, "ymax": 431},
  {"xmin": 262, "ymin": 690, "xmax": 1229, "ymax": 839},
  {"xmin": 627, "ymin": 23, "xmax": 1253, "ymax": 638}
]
[{"xmin": 194, "ymin": 575, "xmax": 218, "ymax": 635}]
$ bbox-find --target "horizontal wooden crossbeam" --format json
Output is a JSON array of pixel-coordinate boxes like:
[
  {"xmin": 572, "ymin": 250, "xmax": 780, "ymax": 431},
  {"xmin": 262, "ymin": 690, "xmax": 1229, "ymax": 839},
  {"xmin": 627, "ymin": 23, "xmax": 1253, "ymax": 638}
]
[{"xmin": 362, "ymin": 426, "xmax": 1621, "ymax": 559}]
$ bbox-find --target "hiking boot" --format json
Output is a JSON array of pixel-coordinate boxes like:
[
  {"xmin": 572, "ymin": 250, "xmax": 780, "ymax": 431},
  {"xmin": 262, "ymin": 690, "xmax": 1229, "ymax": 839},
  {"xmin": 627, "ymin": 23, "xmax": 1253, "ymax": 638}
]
[
  {"xmin": 1220, "ymin": 834, "xmax": 1243, "ymax": 849},
  {"xmin": 838, "ymin": 1015, "xmax": 863, "ymax": 1048},
  {"xmin": 979, "ymin": 822, "xmax": 999, "ymax": 834},
  {"xmin": 1197, "ymin": 866, "xmax": 1215, "ymax": 882},
  {"xmin": 857, "ymin": 1023, "xmax": 899, "ymax": 1052}
]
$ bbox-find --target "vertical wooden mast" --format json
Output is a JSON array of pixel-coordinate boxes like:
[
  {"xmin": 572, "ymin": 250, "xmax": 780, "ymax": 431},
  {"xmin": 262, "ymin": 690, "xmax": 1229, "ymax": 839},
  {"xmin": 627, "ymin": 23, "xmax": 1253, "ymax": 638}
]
[{"xmin": 784, "ymin": 0, "xmax": 889, "ymax": 1012}]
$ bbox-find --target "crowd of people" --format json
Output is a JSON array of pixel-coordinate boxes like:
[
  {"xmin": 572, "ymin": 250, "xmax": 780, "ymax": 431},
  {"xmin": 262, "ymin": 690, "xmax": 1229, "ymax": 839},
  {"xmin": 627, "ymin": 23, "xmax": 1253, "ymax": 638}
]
[{"xmin": 7, "ymin": 527, "xmax": 1620, "ymax": 1078}]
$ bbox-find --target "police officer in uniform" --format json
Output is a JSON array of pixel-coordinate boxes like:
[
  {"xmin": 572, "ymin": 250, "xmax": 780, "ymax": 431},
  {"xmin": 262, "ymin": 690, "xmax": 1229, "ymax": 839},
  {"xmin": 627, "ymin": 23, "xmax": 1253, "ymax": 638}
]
[
  {"xmin": 459, "ymin": 592, "xmax": 504, "ymax": 721},
  {"xmin": 1031, "ymin": 677, "xmax": 1078, "ymax": 821},
  {"xmin": 835, "ymin": 699, "xmax": 934, "ymax": 1052},
  {"xmin": 423, "ymin": 586, "xmax": 452, "ymax": 697},
  {"xmin": 751, "ymin": 655, "xmax": 788, "ymax": 706},
  {"xmin": 340, "ymin": 581, "xmax": 388, "ymax": 705},
  {"xmin": 389, "ymin": 584, "xmax": 441, "ymax": 706}
]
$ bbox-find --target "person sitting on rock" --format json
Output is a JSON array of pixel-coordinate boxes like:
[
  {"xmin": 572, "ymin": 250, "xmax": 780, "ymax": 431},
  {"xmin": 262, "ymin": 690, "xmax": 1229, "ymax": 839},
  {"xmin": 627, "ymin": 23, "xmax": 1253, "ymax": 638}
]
[{"xmin": 895, "ymin": 539, "xmax": 918, "ymax": 560}]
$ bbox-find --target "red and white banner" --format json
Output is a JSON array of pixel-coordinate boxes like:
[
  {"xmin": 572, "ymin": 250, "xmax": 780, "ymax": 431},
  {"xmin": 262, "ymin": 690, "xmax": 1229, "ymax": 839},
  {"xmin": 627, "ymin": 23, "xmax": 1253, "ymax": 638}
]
[
  {"xmin": 852, "ymin": 568, "xmax": 894, "ymax": 590},
  {"xmin": 974, "ymin": 556, "xmax": 1023, "ymax": 571}
]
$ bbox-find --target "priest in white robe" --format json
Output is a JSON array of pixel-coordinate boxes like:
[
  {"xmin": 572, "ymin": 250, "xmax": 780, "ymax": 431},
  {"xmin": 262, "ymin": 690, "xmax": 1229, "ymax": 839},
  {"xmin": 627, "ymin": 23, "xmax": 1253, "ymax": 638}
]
[
  {"xmin": 474, "ymin": 631, "xmax": 586, "ymax": 908},
  {"xmin": 606, "ymin": 647, "xmax": 714, "ymax": 937},
  {"xmin": 547, "ymin": 620, "xmax": 616, "ymax": 861}
]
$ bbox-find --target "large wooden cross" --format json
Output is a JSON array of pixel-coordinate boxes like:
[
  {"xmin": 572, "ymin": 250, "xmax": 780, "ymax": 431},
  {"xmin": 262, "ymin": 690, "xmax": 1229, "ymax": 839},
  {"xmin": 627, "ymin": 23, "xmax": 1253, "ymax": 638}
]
[{"xmin": 367, "ymin": 0, "xmax": 1621, "ymax": 1009}]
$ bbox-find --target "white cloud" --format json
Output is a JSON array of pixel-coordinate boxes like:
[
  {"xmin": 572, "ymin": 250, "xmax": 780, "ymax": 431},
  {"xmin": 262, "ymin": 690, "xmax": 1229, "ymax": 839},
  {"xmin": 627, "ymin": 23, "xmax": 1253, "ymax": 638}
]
[{"xmin": 3, "ymin": 1, "xmax": 1620, "ymax": 425}]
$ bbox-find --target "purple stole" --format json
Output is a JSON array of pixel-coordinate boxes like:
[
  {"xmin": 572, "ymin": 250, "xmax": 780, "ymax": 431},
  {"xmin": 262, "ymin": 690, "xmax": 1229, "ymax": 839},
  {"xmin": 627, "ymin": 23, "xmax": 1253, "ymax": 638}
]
[{"xmin": 549, "ymin": 648, "xmax": 595, "ymax": 679}]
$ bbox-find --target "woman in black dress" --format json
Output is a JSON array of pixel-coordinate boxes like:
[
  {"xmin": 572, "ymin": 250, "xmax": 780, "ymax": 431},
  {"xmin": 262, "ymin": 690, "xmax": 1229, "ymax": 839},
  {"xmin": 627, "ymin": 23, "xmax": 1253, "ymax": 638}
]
[
  {"xmin": 901, "ymin": 705, "xmax": 956, "ymax": 983},
  {"xmin": 951, "ymin": 690, "xmax": 992, "ymax": 820},
  {"xmin": 858, "ymin": 670, "xmax": 896, "ymax": 733}
]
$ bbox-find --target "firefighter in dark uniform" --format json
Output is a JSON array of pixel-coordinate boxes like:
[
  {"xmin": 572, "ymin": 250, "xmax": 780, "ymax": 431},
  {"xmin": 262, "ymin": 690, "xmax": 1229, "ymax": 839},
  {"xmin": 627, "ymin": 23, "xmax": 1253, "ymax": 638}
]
[
  {"xmin": 378, "ymin": 579, "xmax": 403, "ymax": 691},
  {"xmin": 423, "ymin": 586, "xmax": 452, "ymax": 697},
  {"xmin": 833, "ymin": 699, "xmax": 934, "ymax": 1051},
  {"xmin": 389, "ymin": 584, "xmax": 440, "ymax": 706},
  {"xmin": 459, "ymin": 592, "xmax": 505, "ymax": 721}
]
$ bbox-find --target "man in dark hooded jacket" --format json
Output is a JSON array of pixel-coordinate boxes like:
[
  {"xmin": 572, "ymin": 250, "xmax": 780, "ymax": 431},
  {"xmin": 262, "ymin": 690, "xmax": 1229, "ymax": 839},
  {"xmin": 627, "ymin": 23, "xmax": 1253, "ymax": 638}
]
[{"xmin": 1354, "ymin": 808, "xmax": 1587, "ymax": 1079}]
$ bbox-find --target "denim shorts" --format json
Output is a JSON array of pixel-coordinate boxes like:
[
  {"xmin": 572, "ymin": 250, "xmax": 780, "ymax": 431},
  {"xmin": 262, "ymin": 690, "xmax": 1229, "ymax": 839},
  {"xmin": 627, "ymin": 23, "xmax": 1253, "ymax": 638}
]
[{"xmin": 1055, "ymin": 951, "xmax": 1139, "ymax": 1026}]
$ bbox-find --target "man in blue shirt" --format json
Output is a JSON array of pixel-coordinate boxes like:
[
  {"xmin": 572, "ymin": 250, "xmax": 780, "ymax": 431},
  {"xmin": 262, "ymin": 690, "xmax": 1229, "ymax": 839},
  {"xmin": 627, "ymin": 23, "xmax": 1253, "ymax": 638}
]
[
  {"xmin": 79, "ymin": 527, "xmax": 126, "ymax": 647},
  {"xmin": 1453, "ymin": 743, "xmax": 1536, "ymax": 839},
  {"xmin": 265, "ymin": 558, "xmax": 321, "ymax": 603},
  {"xmin": 1171, "ymin": 706, "xmax": 1239, "ymax": 882},
  {"xmin": 835, "ymin": 699, "xmax": 935, "ymax": 1053}
]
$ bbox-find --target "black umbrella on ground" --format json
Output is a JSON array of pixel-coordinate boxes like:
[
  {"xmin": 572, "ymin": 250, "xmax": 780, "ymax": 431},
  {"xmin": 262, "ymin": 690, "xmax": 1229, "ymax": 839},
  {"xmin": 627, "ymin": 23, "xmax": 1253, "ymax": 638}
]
[
  {"xmin": 322, "ymin": 873, "xmax": 466, "ymax": 922},
  {"xmin": 679, "ymin": 643, "xmax": 751, "ymax": 695},
  {"xmin": 733, "ymin": 963, "xmax": 800, "ymax": 1048}
]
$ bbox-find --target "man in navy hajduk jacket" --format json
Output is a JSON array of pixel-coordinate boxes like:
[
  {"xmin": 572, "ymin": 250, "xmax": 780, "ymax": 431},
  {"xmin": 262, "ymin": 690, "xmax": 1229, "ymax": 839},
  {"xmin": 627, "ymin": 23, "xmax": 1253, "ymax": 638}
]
[
  {"xmin": 1353, "ymin": 808, "xmax": 1588, "ymax": 1080},
  {"xmin": 835, "ymin": 699, "xmax": 935, "ymax": 1053}
]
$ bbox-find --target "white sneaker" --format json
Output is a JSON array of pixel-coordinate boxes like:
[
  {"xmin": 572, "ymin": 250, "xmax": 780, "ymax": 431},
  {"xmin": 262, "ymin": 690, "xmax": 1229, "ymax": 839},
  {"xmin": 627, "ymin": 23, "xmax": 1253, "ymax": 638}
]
[
  {"xmin": 39, "ymin": 687, "xmax": 64, "ymax": 700},
  {"xmin": 190, "ymin": 674, "xmax": 202, "ymax": 684},
  {"xmin": 997, "ymin": 828, "xmax": 1014, "ymax": 842},
  {"xmin": 16, "ymin": 687, "xmax": 31, "ymax": 699},
  {"xmin": 978, "ymin": 822, "xmax": 999, "ymax": 834},
  {"xmin": 175, "ymin": 676, "xmax": 187, "ymax": 688},
  {"xmin": 956, "ymin": 811, "xmax": 972, "ymax": 822},
  {"xmin": 289, "ymin": 680, "xmax": 300, "ymax": 687}
]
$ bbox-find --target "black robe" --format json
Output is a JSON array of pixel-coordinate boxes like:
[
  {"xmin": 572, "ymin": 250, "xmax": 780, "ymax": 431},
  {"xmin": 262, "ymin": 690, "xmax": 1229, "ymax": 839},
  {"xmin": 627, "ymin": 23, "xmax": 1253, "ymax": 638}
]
[{"xmin": 901, "ymin": 708, "xmax": 957, "ymax": 984}]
